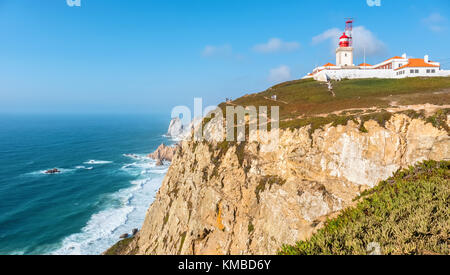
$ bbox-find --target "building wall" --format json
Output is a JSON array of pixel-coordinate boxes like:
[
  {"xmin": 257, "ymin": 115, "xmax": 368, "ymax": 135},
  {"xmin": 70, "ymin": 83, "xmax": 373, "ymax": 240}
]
[
  {"xmin": 324, "ymin": 69, "xmax": 393, "ymax": 80},
  {"xmin": 317, "ymin": 68, "xmax": 450, "ymax": 80},
  {"xmin": 392, "ymin": 60, "xmax": 408, "ymax": 70},
  {"xmin": 336, "ymin": 48, "xmax": 353, "ymax": 67},
  {"xmin": 395, "ymin": 68, "xmax": 450, "ymax": 78},
  {"xmin": 374, "ymin": 59, "xmax": 408, "ymax": 70}
]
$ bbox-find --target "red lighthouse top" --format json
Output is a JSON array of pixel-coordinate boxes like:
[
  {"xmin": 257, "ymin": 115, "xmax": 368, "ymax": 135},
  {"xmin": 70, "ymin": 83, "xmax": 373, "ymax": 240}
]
[{"xmin": 339, "ymin": 32, "xmax": 350, "ymax": 47}]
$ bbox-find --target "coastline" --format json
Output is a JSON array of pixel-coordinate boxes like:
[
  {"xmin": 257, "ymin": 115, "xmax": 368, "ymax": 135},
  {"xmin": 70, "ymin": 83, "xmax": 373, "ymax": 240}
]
[
  {"xmin": 106, "ymin": 98, "xmax": 450, "ymax": 255},
  {"xmin": 50, "ymin": 155, "xmax": 170, "ymax": 255},
  {"xmin": 45, "ymin": 123, "xmax": 178, "ymax": 255}
]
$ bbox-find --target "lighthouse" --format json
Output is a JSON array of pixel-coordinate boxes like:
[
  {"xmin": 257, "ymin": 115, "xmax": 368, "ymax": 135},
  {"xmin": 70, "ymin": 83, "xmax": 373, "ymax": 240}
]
[
  {"xmin": 336, "ymin": 19, "xmax": 354, "ymax": 67},
  {"xmin": 303, "ymin": 17, "xmax": 450, "ymax": 81}
]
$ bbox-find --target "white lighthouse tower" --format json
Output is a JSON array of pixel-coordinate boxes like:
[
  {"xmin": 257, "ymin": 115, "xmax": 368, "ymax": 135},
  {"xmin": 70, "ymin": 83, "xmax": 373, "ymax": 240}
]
[
  {"xmin": 303, "ymin": 18, "xmax": 450, "ymax": 81},
  {"xmin": 336, "ymin": 19, "xmax": 354, "ymax": 67}
]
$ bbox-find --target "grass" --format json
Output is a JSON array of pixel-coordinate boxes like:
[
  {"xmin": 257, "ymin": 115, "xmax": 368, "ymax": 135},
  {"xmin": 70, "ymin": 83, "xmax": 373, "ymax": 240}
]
[
  {"xmin": 207, "ymin": 77, "xmax": 450, "ymax": 131},
  {"xmin": 278, "ymin": 160, "xmax": 450, "ymax": 255},
  {"xmin": 231, "ymin": 78, "xmax": 450, "ymax": 119}
]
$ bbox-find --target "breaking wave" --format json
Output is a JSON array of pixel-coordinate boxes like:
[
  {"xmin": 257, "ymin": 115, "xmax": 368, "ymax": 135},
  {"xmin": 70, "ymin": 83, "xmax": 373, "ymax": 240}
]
[
  {"xmin": 50, "ymin": 156, "xmax": 168, "ymax": 255},
  {"xmin": 83, "ymin": 160, "xmax": 113, "ymax": 165}
]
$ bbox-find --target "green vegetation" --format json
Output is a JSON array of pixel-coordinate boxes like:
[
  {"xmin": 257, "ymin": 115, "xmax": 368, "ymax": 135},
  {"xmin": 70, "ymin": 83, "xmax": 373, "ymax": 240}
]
[
  {"xmin": 178, "ymin": 231, "xmax": 187, "ymax": 255},
  {"xmin": 232, "ymin": 78, "xmax": 450, "ymax": 120},
  {"xmin": 279, "ymin": 110, "xmax": 394, "ymax": 137},
  {"xmin": 207, "ymin": 77, "xmax": 450, "ymax": 131},
  {"xmin": 255, "ymin": 175, "xmax": 287, "ymax": 203},
  {"xmin": 104, "ymin": 237, "xmax": 135, "ymax": 255},
  {"xmin": 427, "ymin": 108, "xmax": 450, "ymax": 133},
  {"xmin": 279, "ymin": 160, "xmax": 450, "ymax": 255},
  {"xmin": 248, "ymin": 220, "xmax": 255, "ymax": 234},
  {"xmin": 279, "ymin": 114, "xmax": 359, "ymax": 137}
]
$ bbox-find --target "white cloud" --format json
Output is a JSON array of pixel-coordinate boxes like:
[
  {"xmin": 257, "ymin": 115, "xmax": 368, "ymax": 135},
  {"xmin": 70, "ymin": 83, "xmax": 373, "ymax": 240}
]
[
  {"xmin": 253, "ymin": 38, "xmax": 300, "ymax": 54},
  {"xmin": 312, "ymin": 28, "xmax": 341, "ymax": 45},
  {"xmin": 352, "ymin": 26, "xmax": 388, "ymax": 57},
  {"xmin": 268, "ymin": 65, "xmax": 291, "ymax": 82},
  {"xmin": 422, "ymin": 13, "xmax": 447, "ymax": 32},
  {"xmin": 312, "ymin": 26, "xmax": 387, "ymax": 58},
  {"xmin": 202, "ymin": 44, "xmax": 232, "ymax": 57}
]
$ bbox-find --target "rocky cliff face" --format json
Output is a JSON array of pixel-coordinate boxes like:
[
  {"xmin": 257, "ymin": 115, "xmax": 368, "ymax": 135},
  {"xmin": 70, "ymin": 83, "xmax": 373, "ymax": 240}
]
[
  {"xmin": 148, "ymin": 144, "xmax": 178, "ymax": 166},
  {"xmin": 167, "ymin": 117, "xmax": 203, "ymax": 140},
  {"xmin": 167, "ymin": 117, "xmax": 185, "ymax": 139},
  {"xmin": 119, "ymin": 113, "xmax": 449, "ymax": 255}
]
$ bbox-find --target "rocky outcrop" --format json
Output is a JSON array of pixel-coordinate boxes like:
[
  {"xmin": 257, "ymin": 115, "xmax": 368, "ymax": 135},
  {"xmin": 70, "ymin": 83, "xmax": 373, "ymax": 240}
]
[
  {"xmin": 148, "ymin": 144, "xmax": 178, "ymax": 165},
  {"xmin": 117, "ymin": 113, "xmax": 449, "ymax": 255},
  {"xmin": 167, "ymin": 118, "xmax": 185, "ymax": 139},
  {"xmin": 167, "ymin": 117, "xmax": 203, "ymax": 140}
]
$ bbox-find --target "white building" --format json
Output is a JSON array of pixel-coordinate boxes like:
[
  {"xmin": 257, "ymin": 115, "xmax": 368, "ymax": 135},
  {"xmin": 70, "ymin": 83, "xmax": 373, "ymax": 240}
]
[{"xmin": 304, "ymin": 31, "xmax": 450, "ymax": 81}]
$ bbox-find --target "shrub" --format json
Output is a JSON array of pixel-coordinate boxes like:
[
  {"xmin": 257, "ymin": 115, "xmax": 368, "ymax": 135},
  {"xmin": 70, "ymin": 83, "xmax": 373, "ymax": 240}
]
[{"xmin": 279, "ymin": 160, "xmax": 450, "ymax": 255}]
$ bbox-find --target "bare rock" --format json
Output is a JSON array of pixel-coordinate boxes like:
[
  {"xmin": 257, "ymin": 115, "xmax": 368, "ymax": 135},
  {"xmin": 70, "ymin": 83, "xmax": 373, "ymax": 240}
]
[
  {"xmin": 167, "ymin": 117, "xmax": 185, "ymax": 138},
  {"xmin": 148, "ymin": 144, "xmax": 178, "ymax": 164},
  {"xmin": 114, "ymin": 111, "xmax": 450, "ymax": 255}
]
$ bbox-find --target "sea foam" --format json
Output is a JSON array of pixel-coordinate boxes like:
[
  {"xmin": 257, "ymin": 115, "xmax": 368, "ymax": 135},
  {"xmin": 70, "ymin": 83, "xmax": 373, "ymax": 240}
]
[
  {"xmin": 83, "ymin": 160, "xmax": 113, "ymax": 165},
  {"xmin": 51, "ymin": 156, "xmax": 168, "ymax": 255}
]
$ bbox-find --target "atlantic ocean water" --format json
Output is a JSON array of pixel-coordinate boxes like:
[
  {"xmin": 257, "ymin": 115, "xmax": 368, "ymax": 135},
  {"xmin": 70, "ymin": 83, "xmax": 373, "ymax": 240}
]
[{"xmin": 0, "ymin": 114, "xmax": 172, "ymax": 255}]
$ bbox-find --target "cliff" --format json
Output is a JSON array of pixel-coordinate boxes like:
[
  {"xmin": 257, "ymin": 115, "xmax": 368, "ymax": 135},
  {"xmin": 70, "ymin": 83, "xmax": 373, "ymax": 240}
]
[
  {"xmin": 280, "ymin": 160, "xmax": 449, "ymax": 255},
  {"xmin": 108, "ymin": 78, "xmax": 450, "ymax": 255},
  {"xmin": 167, "ymin": 117, "xmax": 203, "ymax": 140},
  {"xmin": 167, "ymin": 117, "xmax": 185, "ymax": 139},
  {"xmin": 116, "ymin": 111, "xmax": 449, "ymax": 255},
  {"xmin": 148, "ymin": 144, "xmax": 178, "ymax": 165}
]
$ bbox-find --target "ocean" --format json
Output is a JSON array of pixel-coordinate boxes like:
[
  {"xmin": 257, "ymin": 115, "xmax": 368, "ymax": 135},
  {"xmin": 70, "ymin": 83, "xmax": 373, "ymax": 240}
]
[{"xmin": 0, "ymin": 114, "xmax": 172, "ymax": 255}]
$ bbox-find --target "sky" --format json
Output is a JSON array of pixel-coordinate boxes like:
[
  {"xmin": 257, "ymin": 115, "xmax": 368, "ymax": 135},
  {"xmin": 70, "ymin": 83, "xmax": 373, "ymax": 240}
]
[{"xmin": 0, "ymin": 0, "xmax": 449, "ymax": 115}]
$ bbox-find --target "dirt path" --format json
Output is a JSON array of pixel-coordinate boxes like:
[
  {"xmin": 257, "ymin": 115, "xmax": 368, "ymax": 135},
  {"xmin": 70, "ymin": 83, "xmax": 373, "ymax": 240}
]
[{"xmin": 263, "ymin": 96, "xmax": 289, "ymax": 105}]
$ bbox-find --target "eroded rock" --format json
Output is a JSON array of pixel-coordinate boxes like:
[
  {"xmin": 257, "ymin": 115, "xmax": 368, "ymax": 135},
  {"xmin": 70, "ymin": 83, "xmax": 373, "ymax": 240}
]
[{"xmin": 115, "ymin": 113, "xmax": 449, "ymax": 255}]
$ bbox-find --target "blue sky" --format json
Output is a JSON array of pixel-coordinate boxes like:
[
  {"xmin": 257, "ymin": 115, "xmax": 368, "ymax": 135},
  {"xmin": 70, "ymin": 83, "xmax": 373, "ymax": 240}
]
[{"xmin": 0, "ymin": 0, "xmax": 449, "ymax": 114}]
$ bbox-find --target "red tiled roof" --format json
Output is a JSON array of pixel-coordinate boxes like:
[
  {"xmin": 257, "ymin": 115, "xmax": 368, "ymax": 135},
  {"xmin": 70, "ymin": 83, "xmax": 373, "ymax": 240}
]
[
  {"xmin": 323, "ymin": 63, "xmax": 335, "ymax": 67},
  {"xmin": 395, "ymin": 58, "xmax": 440, "ymax": 71},
  {"xmin": 383, "ymin": 56, "xmax": 404, "ymax": 62},
  {"xmin": 359, "ymin": 63, "xmax": 372, "ymax": 67}
]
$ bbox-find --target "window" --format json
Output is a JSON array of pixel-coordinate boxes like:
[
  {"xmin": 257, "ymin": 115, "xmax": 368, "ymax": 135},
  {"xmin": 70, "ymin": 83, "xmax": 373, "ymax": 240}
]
[
  {"xmin": 415, "ymin": 69, "xmax": 419, "ymax": 73},
  {"xmin": 410, "ymin": 69, "xmax": 414, "ymax": 74},
  {"xmin": 427, "ymin": 69, "xmax": 430, "ymax": 73},
  {"xmin": 432, "ymin": 69, "xmax": 436, "ymax": 73}
]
